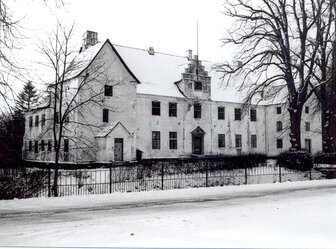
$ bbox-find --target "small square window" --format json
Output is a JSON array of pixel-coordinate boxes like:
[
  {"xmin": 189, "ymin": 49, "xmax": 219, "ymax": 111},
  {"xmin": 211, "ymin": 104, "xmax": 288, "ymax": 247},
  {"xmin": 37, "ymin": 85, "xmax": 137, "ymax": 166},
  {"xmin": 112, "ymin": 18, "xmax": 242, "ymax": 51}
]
[
  {"xmin": 277, "ymin": 139, "xmax": 283, "ymax": 148},
  {"xmin": 305, "ymin": 106, "xmax": 309, "ymax": 114},
  {"xmin": 218, "ymin": 107, "xmax": 225, "ymax": 120},
  {"xmin": 277, "ymin": 107, "xmax": 282, "ymax": 114},
  {"xmin": 169, "ymin": 132, "xmax": 177, "ymax": 149},
  {"xmin": 218, "ymin": 134, "xmax": 225, "ymax": 148},
  {"xmin": 152, "ymin": 101, "xmax": 161, "ymax": 116},
  {"xmin": 250, "ymin": 109, "xmax": 257, "ymax": 122},
  {"xmin": 234, "ymin": 108, "xmax": 241, "ymax": 121},
  {"xmin": 104, "ymin": 85, "xmax": 113, "ymax": 96},
  {"xmin": 235, "ymin": 134, "xmax": 242, "ymax": 148},
  {"xmin": 194, "ymin": 81, "xmax": 202, "ymax": 91},
  {"xmin": 169, "ymin": 103, "xmax": 177, "ymax": 117}
]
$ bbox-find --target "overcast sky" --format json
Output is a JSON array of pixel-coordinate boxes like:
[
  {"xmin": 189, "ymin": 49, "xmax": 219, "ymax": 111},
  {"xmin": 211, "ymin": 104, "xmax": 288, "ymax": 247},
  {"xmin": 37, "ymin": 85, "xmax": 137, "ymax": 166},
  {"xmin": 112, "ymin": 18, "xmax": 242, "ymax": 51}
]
[{"xmin": 9, "ymin": 0, "xmax": 234, "ymax": 92}]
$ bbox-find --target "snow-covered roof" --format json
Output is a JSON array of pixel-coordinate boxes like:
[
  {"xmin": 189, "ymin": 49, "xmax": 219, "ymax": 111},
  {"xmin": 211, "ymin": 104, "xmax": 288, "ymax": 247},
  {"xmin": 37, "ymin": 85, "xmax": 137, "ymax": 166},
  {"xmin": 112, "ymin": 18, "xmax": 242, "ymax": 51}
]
[
  {"xmin": 96, "ymin": 122, "xmax": 131, "ymax": 138},
  {"xmin": 72, "ymin": 40, "xmax": 284, "ymax": 104}
]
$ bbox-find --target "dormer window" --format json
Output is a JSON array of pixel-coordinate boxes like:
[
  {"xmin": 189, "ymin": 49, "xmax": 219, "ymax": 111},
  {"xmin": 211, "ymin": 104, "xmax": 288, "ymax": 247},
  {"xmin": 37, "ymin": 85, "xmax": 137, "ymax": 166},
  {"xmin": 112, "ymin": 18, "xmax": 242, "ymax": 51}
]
[{"xmin": 194, "ymin": 81, "xmax": 202, "ymax": 91}]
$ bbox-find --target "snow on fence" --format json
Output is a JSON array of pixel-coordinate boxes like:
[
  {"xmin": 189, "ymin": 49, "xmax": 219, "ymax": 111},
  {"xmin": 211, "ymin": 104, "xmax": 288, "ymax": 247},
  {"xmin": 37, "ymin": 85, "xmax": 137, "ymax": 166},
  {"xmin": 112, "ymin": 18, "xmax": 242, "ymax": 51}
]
[{"xmin": 0, "ymin": 160, "xmax": 327, "ymax": 199}]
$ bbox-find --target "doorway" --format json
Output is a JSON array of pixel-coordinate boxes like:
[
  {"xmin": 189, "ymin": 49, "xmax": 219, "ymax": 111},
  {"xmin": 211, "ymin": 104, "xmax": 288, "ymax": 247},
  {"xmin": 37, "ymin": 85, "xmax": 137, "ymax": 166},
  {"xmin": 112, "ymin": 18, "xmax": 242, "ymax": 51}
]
[{"xmin": 191, "ymin": 126, "xmax": 205, "ymax": 155}]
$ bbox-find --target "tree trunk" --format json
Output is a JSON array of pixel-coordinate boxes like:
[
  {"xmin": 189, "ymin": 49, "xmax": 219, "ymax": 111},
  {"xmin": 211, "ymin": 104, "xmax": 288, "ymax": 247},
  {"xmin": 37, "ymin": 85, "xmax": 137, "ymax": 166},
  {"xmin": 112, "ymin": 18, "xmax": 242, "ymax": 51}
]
[
  {"xmin": 53, "ymin": 148, "xmax": 60, "ymax": 197},
  {"xmin": 289, "ymin": 104, "xmax": 303, "ymax": 150}
]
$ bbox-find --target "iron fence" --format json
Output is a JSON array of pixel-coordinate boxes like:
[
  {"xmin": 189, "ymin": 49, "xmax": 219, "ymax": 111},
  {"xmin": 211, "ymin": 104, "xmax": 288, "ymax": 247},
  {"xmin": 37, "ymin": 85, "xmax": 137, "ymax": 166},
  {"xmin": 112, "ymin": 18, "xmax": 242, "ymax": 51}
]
[{"xmin": 0, "ymin": 161, "xmax": 330, "ymax": 199}]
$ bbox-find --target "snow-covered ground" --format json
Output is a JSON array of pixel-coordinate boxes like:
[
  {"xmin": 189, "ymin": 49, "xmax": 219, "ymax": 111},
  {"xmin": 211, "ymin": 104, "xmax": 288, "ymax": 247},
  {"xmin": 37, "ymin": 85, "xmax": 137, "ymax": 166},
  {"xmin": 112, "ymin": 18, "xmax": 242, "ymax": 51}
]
[{"xmin": 1, "ymin": 180, "xmax": 336, "ymax": 248}]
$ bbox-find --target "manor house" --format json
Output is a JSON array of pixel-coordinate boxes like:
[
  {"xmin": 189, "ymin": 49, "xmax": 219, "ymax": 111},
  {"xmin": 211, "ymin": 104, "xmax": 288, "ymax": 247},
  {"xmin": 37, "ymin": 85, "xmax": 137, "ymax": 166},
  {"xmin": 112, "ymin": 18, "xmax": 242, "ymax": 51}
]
[{"xmin": 23, "ymin": 31, "xmax": 321, "ymax": 164}]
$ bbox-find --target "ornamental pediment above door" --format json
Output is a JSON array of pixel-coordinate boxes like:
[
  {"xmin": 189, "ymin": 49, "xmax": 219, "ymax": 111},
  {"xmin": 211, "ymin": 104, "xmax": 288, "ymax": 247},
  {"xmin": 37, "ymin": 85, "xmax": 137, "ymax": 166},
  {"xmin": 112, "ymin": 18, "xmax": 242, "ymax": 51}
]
[{"xmin": 191, "ymin": 126, "xmax": 205, "ymax": 135}]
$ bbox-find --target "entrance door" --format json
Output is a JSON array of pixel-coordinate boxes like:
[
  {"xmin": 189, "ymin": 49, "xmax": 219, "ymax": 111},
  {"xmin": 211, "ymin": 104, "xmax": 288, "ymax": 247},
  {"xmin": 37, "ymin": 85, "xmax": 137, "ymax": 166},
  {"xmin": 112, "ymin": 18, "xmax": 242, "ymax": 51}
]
[
  {"xmin": 114, "ymin": 138, "xmax": 123, "ymax": 161},
  {"xmin": 305, "ymin": 139, "xmax": 311, "ymax": 153},
  {"xmin": 192, "ymin": 135, "xmax": 203, "ymax": 155}
]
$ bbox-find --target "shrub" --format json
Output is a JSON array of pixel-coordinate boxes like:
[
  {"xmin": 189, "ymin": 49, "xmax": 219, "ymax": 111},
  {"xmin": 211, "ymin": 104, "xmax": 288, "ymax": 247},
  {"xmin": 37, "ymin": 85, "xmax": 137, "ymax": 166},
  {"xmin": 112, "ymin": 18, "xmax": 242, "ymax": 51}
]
[
  {"xmin": 314, "ymin": 152, "xmax": 336, "ymax": 164},
  {"xmin": 277, "ymin": 150, "xmax": 313, "ymax": 172}
]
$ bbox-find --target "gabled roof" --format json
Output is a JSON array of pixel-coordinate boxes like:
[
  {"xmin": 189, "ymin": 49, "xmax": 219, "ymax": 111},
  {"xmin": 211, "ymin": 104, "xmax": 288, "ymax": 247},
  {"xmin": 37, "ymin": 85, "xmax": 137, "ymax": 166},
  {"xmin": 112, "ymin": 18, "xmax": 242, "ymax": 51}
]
[{"xmin": 96, "ymin": 122, "xmax": 131, "ymax": 138}]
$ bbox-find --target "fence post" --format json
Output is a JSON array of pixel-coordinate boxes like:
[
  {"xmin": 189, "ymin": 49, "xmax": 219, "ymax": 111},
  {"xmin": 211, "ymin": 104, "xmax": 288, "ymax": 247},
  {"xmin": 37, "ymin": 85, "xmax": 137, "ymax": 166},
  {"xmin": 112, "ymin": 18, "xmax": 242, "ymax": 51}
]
[
  {"xmin": 245, "ymin": 166, "xmax": 248, "ymax": 185},
  {"xmin": 309, "ymin": 168, "xmax": 312, "ymax": 180},
  {"xmin": 48, "ymin": 167, "xmax": 51, "ymax": 197},
  {"xmin": 279, "ymin": 164, "xmax": 282, "ymax": 183},
  {"xmin": 109, "ymin": 165, "xmax": 112, "ymax": 194},
  {"xmin": 205, "ymin": 161, "xmax": 209, "ymax": 187},
  {"xmin": 161, "ymin": 163, "xmax": 164, "ymax": 191}
]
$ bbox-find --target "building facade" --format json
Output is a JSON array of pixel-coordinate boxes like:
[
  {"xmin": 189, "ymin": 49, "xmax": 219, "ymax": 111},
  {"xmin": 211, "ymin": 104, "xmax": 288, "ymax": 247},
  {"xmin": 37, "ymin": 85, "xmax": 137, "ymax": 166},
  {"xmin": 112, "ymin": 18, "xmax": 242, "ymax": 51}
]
[{"xmin": 23, "ymin": 31, "xmax": 322, "ymax": 164}]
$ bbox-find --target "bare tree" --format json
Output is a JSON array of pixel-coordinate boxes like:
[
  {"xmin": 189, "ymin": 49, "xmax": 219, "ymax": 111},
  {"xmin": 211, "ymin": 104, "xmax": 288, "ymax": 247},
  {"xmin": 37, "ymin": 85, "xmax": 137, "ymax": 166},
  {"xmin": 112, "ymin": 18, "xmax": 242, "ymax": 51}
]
[
  {"xmin": 38, "ymin": 23, "xmax": 123, "ymax": 196},
  {"xmin": 216, "ymin": 0, "xmax": 335, "ymax": 150}
]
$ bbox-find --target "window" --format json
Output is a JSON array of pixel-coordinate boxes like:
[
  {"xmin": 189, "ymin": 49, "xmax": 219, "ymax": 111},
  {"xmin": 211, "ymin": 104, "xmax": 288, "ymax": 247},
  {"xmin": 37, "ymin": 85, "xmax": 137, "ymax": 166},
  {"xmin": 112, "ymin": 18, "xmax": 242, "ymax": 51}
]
[
  {"xmin": 235, "ymin": 134, "xmax": 242, "ymax": 148},
  {"xmin": 277, "ymin": 107, "xmax": 282, "ymax": 114},
  {"xmin": 251, "ymin": 135, "xmax": 257, "ymax": 148},
  {"xmin": 64, "ymin": 139, "xmax": 69, "ymax": 153},
  {"xmin": 152, "ymin": 131, "xmax": 160, "ymax": 149},
  {"xmin": 48, "ymin": 140, "xmax": 52, "ymax": 152},
  {"xmin": 250, "ymin": 109, "xmax": 257, "ymax": 122},
  {"xmin": 193, "ymin": 103, "xmax": 202, "ymax": 119},
  {"xmin": 305, "ymin": 139, "xmax": 312, "ymax": 153},
  {"xmin": 29, "ymin": 116, "xmax": 33, "ymax": 127},
  {"xmin": 169, "ymin": 103, "xmax": 177, "ymax": 117},
  {"xmin": 305, "ymin": 106, "xmax": 309, "ymax": 114},
  {"xmin": 104, "ymin": 85, "xmax": 113, "ymax": 96},
  {"xmin": 29, "ymin": 141, "xmax": 32, "ymax": 152},
  {"xmin": 35, "ymin": 115, "xmax": 39, "ymax": 127},
  {"xmin": 41, "ymin": 114, "xmax": 46, "ymax": 126},
  {"xmin": 169, "ymin": 132, "xmax": 177, "ymax": 149},
  {"xmin": 305, "ymin": 122, "xmax": 310, "ymax": 131},
  {"xmin": 218, "ymin": 107, "xmax": 225, "ymax": 120},
  {"xmin": 277, "ymin": 139, "xmax": 283, "ymax": 148},
  {"xmin": 277, "ymin": 121, "xmax": 283, "ymax": 132},
  {"xmin": 55, "ymin": 112, "xmax": 59, "ymax": 124},
  {"xmin": 194, "ymin": 81, "xmax": 202, "ymax": 91},
  {"xmin": 152, "ymin": 101, "xmax": 161, "ymax": 116},
  {"xmin": 218, "ymin": 134, "xmax": 225, "ymax": 148},
  {"xmin": 40, "ymin": 140, "xmax": 45, "ymax": 151},
  {"xmin": 34, "ymin": 141, "xmax": 38, "ymax": 153},
  {"xmin": 103, "ymin": 109, "xmax": 109, "ymax": 122},
  {"xmin": 234, "ymin": 108, "xmax": 241, "ymax": 121}
]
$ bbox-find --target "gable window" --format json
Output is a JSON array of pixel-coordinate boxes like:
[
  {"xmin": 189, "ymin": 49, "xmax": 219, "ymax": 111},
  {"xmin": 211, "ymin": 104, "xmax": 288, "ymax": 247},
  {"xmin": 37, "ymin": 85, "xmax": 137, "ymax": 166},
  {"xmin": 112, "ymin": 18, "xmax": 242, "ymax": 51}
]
[
  {"xmin": 235, "ymin": 134, "xmax": 242, "ymax": 148},
  {"xmin": 41, "ymin": 114, "xmax": 46, "ymax": 126},
  {"xmin": 29, "ymin": 116, "xmax": 33, "ymax": 127},
  {"xmin": 234, "ymin": 108, "xmax": 241, "ymax": 121},
  {"xmin": 34, "ymin": 141, "xmax": 38, "ymax": 153},
  {"xmin": 194, "ymin": 81, "xmax": 202, "ymax": 91},
  {"xmin": 169, "ymin": 102, "xmax": 177, "ymax": 117},
  {"xmin": 152, "ymin": 131, "xmax": 160, "ymax": 150},
  {"xmin": 305, "ymin": 122, "xmax": 310, "ymax": 131},
  {"xmin": 218, "ymin": 107, "xmax": 225, "ymax": 120},
  {"xmin": 251, "ymin": 135, "xmax": 257, "ymax": 148},
  {"xmin": 277, "ymin": 121, "xmax": 283, "ymax": 132},
  {"xmin": 169, "ymin": 132, "xmax": 177, "ymax": 149},
  {"xmin": 218, "ymin": 134, "xmax": 225, "ymax": 148},
  {"xmin": 48, "ymin": 140, "xmax": 52, "ymax": 152},
  {"xmin": 277, "ymin": 107, "xmax": 282, "ymax": 114},
  {"xmin": 152, "ymin": 101, "xmax": 161, "ymax": 116},
  {"xmin": 40, "ymin": 140, "xmax": 45, "ymax": 151},
  {"xmin": 305, "ymin": 106, "xmax": 309, "ymax": 114},
  {"xmin": 277, "ymin": 139, "xmax": 283, "ymax": 148},
  {"xmin": 103, "ymin": 109, "xmax": 109, "ymax": 122},
  {"xmin": 35, "ymin": 115, "xmax": 39, "ymax": 127},
  {"xmin": 250, "ymin": 109, "xmax": 257, "ymax": 122},
  {"xmin": 194, "ymin": 103, "xmax": 202, "ymax": 119},
  {"xmin": 104, "ymin": 85, "xmax": 113, "ymax": 96}
]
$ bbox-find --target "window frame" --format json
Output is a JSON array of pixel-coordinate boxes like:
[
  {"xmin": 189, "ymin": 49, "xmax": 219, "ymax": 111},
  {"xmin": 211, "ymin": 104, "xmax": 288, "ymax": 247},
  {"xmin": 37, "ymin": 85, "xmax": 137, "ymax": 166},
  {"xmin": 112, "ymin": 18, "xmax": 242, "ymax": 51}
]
[
  {"xmin": 235, "ymin": 134, "xmax": 242, "ymax": 148},
  {"xmin": 35, "ymin": 115, "xmax": 39, "ymax": 127},
  {"xmin": 251, "ymin": 134, "xmax": 257, "ymax": 148},
  {"xmin": 40, "ymin": 140, "xmax": 45, "ymax": 151},
  {"xmin": 305, "ymin": 106, "xmax": 309, "ymax": 114},
  {"xmin": 169, "ymin": 132, "xmax": 177, "ymax": 150},
  {"xmin": 234, "ymin": 108, "xmax": 242, "ymax": 121},
  {"xmin": 218, "ymin": 134, "xmax": 225, "ymax": 148},
  {"xmin": 218, "ymin": 107, "xmax": 225, "ymax": 120},
  {"xmin": 152, "ymin": 101, "xmax": 161, "ymax": 116},
  {"xmin": 169, "ymin": 102, "xmax": 177, "ymax": 117},
  {"xmin": 277, "ymin": 107, "xmax": 282, "ymax": 114},
  {"xmin": 305, "ymin": 122, "xmax": 310, "ymax": 131},
  {"xmin": 34, "ymin": 140, "xmax": 39, "ymax": 153},
  {"xmin": 29, "ymin": 116, "xmax": 33, "ymax": 127},
  {"xmin": 194, "ymin": 81, "xmax": 203, "ymax": 91},
  {"xmin": 47, "ymin": 140, "xmax": 52, "ymax": 152},
  {"xmin": 103, "ymin": 109, "xmax": 109, "ymax": 123},
  {"xmin": 152, "ymin": 131, "xmax": 161, "ymax": 150},
  {"xmin": 276, "ymin": 139, "xmax": 283, "ymax": 148},
  {"xmin": 104, "ymin": 85, "xmax": 113, "ymax": 96},
  {"xmin": 194, "ymin": 103, "xmax": 202, "ymax": 119},
  {"xmin": 250, "ymin": 109, "xmax": 257, "ymax": 122},
  {"xmin": 277, "ymin": 121, "xmax": 283, "ymax": 132}
]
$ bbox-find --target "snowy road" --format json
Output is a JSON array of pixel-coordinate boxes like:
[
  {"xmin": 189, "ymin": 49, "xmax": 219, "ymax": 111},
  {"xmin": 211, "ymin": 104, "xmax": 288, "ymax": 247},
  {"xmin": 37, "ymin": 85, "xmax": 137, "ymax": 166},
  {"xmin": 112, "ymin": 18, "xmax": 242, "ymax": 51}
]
[{"xmin": 1, "ymin": 180, "xmax": 336, "ymax": 248}]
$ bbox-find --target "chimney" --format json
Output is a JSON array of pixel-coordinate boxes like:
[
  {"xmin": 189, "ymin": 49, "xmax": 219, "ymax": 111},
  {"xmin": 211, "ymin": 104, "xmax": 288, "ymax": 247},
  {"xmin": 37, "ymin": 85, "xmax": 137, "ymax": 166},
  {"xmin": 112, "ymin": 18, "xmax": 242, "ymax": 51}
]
[
  {"xmin": 148, "ymin": 47, "xmax": 155, "ymax": 55},
  {"xmin": 187, "ymin": 49, "xmax": 192, "ymax": 60},
  {"xmin": 83, "ymin": 31, "xmax": 98, "ymax": 50}
]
